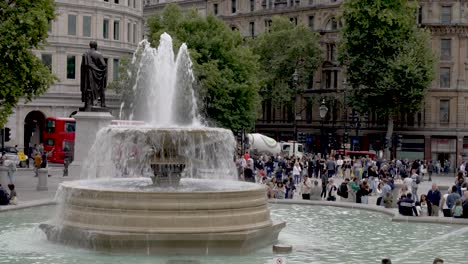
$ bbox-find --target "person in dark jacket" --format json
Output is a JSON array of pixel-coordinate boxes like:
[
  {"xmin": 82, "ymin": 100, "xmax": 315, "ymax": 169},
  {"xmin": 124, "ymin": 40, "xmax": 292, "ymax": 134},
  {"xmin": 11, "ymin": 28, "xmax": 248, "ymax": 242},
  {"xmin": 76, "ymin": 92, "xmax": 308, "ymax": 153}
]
[
  {"xmin": 427, "ymin": 183, "xmax": 441, "ymax": 216},
  {"xmin": 0, "ymin": 184, "xmax": 10, "ymax": 205},
  {"xmin": 398, "ymin": 193, "xmax": 418, "ymax": 216},
  {"xmin": 462, "ymin": 192, "xmax": 468, "ymax": 218}
]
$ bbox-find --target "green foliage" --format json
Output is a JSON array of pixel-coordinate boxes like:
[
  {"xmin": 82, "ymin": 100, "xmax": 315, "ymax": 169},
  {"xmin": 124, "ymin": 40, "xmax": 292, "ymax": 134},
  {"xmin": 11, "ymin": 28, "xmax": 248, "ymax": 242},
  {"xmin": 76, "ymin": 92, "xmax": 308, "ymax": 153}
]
[
  {"xmin": 253, "ymin": 16, "xmax": 323, "ymax": 105},
  {"xmin": 339, "ymin": 0, "xmax": 436, "ymax": 118},
  {"xmin": 0, "ymin": 0, "xmax": 57, "ymax": 126},
  {"xmin": 146, "ymin": 4, "xmax": 260, "ymax": 131}
]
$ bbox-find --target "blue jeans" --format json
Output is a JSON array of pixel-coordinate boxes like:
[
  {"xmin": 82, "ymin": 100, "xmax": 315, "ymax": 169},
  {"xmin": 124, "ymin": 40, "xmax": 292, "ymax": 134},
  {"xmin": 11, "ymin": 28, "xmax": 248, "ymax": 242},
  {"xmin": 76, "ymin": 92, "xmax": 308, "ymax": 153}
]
[{"xmin": 294, "ymin": 174, "xmax": 300, "ymax": 185}]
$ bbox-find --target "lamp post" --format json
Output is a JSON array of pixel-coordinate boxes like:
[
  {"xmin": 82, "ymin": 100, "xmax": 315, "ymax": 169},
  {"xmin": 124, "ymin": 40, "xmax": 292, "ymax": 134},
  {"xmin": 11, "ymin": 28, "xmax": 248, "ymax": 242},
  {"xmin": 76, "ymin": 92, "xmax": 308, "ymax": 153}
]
[
  {"xmin": 292, "ymin": 69, "xmax": 299, "ymax": 157},
  {"xmin": 319, "ymin": 99, "xmax": 328, "ymax": 155},
  {"xmin": 342, "ymin": 79, "xmax": 348, "ymax": 154}
]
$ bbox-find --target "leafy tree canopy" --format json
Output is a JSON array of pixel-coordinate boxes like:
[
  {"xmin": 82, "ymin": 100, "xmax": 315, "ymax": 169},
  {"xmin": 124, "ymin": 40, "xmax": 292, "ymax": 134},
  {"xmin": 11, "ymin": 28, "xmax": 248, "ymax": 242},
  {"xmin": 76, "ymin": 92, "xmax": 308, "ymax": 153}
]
[
  {"xmin": 253, "ymin": 16, "xmax": 323, "ymax": 105},
  {"xmin": 145, "ymin": 4, "xmax": 260, "ymax": 131},
  {"xmin": 339, "ymin": 0, "xmax": 435, "ymax": 118},
  {"xmin": 0, "ymin": 0, "xmax": 57, "ymax": 126}
]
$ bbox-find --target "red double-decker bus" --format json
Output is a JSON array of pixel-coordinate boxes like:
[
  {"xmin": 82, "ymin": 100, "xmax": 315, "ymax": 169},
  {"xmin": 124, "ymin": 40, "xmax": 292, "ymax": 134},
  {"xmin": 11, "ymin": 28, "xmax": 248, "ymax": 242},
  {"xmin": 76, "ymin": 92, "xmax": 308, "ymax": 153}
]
[{"xmin": 43, "ymin": 117, "xmax": 76, "ymax": 164}]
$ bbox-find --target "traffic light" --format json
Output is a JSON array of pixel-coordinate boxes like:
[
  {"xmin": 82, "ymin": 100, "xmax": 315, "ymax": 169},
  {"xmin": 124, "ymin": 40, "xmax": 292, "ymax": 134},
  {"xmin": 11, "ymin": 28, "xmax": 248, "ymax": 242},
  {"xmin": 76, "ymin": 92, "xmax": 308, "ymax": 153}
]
[
  {"xmin": 236, "ymin": 130, "xmax": 243, "ymax": 144},
  {"xmin": 397, "ymin": 134, "xmax": 403, "ymax": 150},
  {"xmin": 4, "ymin": 127, "xmax": 11, "ymax": 142},
  {"xmin": 328, "ymin": 133, "xmax": 333, "ymax": 146},
  {"xmin": 298, "ymin": 132, "xmax": 307, "ymax": 143},
  {"xmin": 349, "ymin": 112, "xmax": 357, "ymax": 123},
  {"xmin": 384, "ymin": 137, "xmax": 390, "ymax": 149},
  {"xmin": 343, "ymin": 132, "xmax": 349, "ymax": 144},
  {"xmin": 363, "ymin": 113, "xmax": 369, "ymax": 123}
]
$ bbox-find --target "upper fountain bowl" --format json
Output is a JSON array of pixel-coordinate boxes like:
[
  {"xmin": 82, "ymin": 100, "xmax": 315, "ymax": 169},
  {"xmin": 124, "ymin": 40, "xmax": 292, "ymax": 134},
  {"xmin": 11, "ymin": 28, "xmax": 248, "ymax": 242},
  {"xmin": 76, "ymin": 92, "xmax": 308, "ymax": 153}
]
[{"xmin": 83, "ymin": 125, "xmax": 238, "ymax": 185}]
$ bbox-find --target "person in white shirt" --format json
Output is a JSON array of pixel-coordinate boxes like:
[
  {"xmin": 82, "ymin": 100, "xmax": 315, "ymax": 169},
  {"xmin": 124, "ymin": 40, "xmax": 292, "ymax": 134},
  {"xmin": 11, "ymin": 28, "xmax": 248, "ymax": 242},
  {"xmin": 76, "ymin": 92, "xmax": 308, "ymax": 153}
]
[
  {"xmin": 293, "ymin": 161, "xmax": 302, "ymax": 185},
  {"xmin": 336, "ymin": 156, "xmax": 344, "ymax": 178}
]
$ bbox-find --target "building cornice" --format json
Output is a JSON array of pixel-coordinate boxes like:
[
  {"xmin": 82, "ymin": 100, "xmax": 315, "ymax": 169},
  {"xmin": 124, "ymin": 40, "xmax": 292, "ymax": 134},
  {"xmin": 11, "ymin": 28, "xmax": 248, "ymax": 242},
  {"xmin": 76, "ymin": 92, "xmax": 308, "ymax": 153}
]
[
  {"xmin": 219, "ymin": 5, "xmax": 340, "ymax": 20},
  {"xmin": 57, "ymin": 1, "xmax": 143, "ymax": 19},
  {"xmin": 423, "ymin": 23, "xmax": 468, "ymax": 36}
]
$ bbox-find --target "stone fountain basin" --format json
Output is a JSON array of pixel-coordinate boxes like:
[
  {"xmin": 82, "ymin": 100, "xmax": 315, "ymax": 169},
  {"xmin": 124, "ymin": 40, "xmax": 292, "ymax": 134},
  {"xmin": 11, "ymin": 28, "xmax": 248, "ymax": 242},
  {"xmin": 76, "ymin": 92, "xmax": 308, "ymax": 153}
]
[{"xmin": 41, "ymin": 178, "xmax": 285, "ymax": 254}]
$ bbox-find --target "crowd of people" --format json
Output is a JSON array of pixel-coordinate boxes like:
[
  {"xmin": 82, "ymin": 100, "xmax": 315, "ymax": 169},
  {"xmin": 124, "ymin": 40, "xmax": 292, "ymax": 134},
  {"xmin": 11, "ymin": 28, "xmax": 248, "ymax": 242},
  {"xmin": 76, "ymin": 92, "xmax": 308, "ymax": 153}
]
[{"xmin": 236, "ymin": 151, "xmax": 468, "ymax": 218}]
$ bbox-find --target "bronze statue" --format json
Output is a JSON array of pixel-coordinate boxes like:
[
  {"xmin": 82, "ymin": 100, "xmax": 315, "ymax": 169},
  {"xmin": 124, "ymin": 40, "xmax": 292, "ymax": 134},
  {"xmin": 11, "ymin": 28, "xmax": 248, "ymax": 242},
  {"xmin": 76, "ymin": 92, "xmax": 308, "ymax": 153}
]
[{"xmin": 80, "ymin": 41, "xmax": 107, "ymax": 110}]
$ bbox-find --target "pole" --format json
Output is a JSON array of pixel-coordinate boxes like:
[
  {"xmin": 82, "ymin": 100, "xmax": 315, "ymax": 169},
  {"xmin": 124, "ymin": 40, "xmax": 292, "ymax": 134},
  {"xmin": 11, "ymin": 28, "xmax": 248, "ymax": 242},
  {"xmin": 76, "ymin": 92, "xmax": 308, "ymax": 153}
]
[
  {"xmin": 1, "ymin": 127, "xmax": 4, "ymax": 151},
  {"xmin": 293, "ymin": 95, "xmax": 297, "ymax": 157}
]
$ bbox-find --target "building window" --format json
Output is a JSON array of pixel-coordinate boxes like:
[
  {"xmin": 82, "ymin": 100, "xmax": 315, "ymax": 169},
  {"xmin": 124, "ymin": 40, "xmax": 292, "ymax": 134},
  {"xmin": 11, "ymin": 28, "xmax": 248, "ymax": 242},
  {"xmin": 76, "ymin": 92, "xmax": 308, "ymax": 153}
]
[
  {"xmin": 440, "ymin": 67, "xmax": 450, "ymax": 88},
  {"xmin": 127, "ymin": 22, "xmax": 131, "ymax": 42},
  {"xmin": 114, "ymin": 21, "xmax": 120, "ymax": 40},
  {"xmin": 439, "ymin": 100, "xmax": 450, "ymax": 123},
  {"xmin": 265, "ymin": 19, "xmax": 272, "ymax": 32},
  {"xmin": 133, "ymin": 0, "xmax": 136, "ymax": 8},
  {"xmin": 441, "ymin": 6, "xmax": 452, "ymax": 24},
  {"xmin": 66, "ymin": 55, "xmax": 75, "ymax": 79},
  {"xmin": 331, "ymin": 18, "xmax": 338, "ymax": 30},
  {"xmin": 104, "ymin": 0, "xmax": 109, "ymax": 2},
  {"xmin": 308, "ymin": 15, "xmax": 314, "ymax": 30},
  {"xmin": 327, "ymin": 44, "xmax": 336, "ymax": 61},
  {"xmin": 441, "ymin": 39, "xmax": 451, "ymax": 60},
  {"xmin": 418, "ymin": 6, "xmax": 423, "ymax": 24},
  {"xmin": 114, "ymin": 0, "xmax": 119, "ymax": 4},
  {"xmin": 133, "ymin": 23, "xmax": 137, "ymax": 43},
  {"xmin": 67, "ymin": 14, "xmax": 76, "ymax": 36},
  {"xmin": 324, "ymin": 70, "xmax": 332, "ymax": 88},
  {"xmin": 250, "ymin": 0, "xmax": 255, "ymax": 12},
  {"xmin": 113, "ymin": 59, "xmax": 119, "ymax": 80},
  {"xmin": 83, "ymin": 16, "xmax": 91, "ymax": 37},
  {"xmin": 103, "ymin": 19, "xmax": 109, "ymax": 39},
  {"xmin": 290, "ymin": 17, "xmax": 297, "ymax": 25},
  {"xmin": 48, "ymin": 22, "xmax": 52, "ymax": 33},
  {"xmin": 213, "ymin": 3, "xmax": 218, "ymax": 15},
  {"xmin": 231, "ymin": 0, "xmax": 236, "ymax": 13},
  {"xmin": 333, "ymin": 71, "xmax": 338, "ymax": 88},
  {"xmin": 41, "ymin": 54, "xmax": 52, "ymax": 72},
  {"xmin": 249, "ymin": 22, "xmax": 255, "ymax": 38}
]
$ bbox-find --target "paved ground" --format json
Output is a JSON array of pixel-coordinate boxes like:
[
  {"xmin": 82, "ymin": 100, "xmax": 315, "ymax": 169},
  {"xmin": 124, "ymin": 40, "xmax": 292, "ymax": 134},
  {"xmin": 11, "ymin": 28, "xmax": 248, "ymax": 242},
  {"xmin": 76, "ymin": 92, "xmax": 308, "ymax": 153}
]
[
  {"xmin": 0, "ymin": 165, "xmax": 460, "ymax": 212},
  {"xmin": 0, "ymin": 164, "xmax": 79, "ymax": 211}
]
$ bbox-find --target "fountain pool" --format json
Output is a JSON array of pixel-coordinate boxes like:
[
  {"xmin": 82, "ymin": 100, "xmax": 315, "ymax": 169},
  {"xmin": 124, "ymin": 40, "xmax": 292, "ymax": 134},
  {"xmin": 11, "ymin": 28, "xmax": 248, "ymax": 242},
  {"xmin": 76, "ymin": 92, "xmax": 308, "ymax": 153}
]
[{"xmin": 3, "ymin": 204, "xmax": 468, "ymax": 264}]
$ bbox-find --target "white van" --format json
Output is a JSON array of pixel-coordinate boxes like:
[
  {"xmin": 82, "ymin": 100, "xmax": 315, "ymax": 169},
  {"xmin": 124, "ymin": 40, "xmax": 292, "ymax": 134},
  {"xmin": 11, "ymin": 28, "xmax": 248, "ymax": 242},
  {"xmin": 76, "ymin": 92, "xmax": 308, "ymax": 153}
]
[{"xmin": 280, "ymin": 142, "xmax": 304, "ymax": 159}]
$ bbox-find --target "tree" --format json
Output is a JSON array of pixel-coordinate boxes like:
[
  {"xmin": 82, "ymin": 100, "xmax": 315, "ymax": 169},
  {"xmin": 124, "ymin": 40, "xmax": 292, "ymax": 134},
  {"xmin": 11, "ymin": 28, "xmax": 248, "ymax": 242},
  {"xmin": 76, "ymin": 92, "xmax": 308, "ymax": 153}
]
[
  {"xmin": 0, "ymin": 0, "xmax": 57, "ymax": 126},
  {"xmin": 253, "ymin": 16, "xmax": 323, "ymax": 105},
  {"xmin": 145, "ymin": 4, "xmax": 260, "ymax": 131},
  {"xmin": 339, "ymin": 0, "xmax": 435, "ymax": 157}
]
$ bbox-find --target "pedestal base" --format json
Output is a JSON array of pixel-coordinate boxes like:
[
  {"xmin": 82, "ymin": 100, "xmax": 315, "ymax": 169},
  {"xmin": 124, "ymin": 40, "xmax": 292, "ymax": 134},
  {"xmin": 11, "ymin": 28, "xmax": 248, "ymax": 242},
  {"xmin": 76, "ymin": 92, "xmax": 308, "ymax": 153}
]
[
  {"xmin": 69, "ymin": 111, "xmax": 114, "ymax": 177},
  {"xmin": 40, "ymin": 221, "xmax": 285, "ymax": 254}
]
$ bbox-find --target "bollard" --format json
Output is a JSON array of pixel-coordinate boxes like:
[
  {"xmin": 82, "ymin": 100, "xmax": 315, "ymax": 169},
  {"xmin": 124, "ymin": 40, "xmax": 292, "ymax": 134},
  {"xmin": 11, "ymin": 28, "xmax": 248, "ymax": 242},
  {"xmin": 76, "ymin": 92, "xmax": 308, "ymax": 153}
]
[
  {"xmin": 392, "ymin": 183, "xmax": 403, "ymax": 208},
  {"xmin": 0, "ymin": 166, "xmax": 8, "ymax": 188},
  {"xmin": 37, "ymin": 168, "xmax": 49, "ymax": 191}
]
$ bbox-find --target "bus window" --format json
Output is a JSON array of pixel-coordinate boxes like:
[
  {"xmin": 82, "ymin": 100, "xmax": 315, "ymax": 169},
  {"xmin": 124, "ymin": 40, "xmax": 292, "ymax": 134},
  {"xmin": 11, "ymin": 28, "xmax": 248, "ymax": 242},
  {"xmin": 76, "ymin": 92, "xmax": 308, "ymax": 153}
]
[
  {"xmin": 65, "ymin": 122, "xmax": 76, "ymax": 132},
  {"xmin": 45, "ymin": 139, "xmax": 54, "ymax": 146},
  {"xmin": 282, "ymin": 145, "xmax": 291, "ymax": 151},
  {"xmin": 45, "ymin": 119, "xmax": 55, "ymax": 133}
]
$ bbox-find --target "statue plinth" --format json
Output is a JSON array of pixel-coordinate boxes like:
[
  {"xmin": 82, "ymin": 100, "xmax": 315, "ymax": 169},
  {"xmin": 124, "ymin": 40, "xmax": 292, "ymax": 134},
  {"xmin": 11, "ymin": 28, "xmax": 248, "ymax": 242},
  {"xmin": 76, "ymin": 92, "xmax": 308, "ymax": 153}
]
[{"xmin": 68, "ymin": 111, "xmax": 114, "ymax": 177}]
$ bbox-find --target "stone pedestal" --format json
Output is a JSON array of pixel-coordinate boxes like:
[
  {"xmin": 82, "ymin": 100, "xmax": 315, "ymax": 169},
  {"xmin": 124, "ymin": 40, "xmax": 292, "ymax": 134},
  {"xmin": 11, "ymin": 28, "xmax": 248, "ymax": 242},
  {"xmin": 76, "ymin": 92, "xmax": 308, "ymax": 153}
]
[
  {"xmin": 0, "ymin": 166, "xmax": 9, "ymax": 188},
  {"xmin": 69, "ymin": 111, "xmax": 114, "ymax": 178},
  {"xmin": 37, "ymin": 168, "xmax": 48, "ymax": 191},
  {"xmin": 392, "ymin": 183, "xmax": 403, "ymax": 208}
]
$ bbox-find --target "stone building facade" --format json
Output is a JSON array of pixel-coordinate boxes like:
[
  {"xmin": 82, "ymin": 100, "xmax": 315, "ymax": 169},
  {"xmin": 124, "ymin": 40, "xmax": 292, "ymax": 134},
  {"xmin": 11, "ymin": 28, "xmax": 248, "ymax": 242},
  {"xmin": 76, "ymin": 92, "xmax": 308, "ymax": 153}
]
[
  {"xmin": 65, "ymin": 0, "xmax": 468, "ymax": 170},
  {"xmin": 6, "ymin": 0, "xmax": 144, "ymax": 152}
]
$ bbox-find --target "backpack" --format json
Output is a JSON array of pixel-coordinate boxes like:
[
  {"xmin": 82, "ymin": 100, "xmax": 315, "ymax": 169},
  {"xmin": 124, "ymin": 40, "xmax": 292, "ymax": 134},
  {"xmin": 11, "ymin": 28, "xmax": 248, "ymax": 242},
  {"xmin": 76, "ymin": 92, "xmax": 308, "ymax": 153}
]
[{"xmin": 415, "ymin": 175, "xmax": 421, "ymax": 184}]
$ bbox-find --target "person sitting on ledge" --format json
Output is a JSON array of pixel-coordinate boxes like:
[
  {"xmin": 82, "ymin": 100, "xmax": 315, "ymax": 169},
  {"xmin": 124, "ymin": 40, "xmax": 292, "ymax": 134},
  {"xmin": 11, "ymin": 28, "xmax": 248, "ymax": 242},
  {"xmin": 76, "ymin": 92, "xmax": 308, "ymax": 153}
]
[
  {"xmin": 0, "ymin": 184, "xmax": 10, "ymax": 205},
  {"xmin": 397, "ymin": 193, "xmax": 418, "ymax": 216}
]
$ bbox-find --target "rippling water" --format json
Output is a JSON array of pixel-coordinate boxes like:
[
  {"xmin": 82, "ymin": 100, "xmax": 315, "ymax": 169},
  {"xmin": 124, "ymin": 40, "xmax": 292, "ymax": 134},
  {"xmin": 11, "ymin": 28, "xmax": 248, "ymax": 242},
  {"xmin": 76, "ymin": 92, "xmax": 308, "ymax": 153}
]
[{"xmin": 0, "ymin": 204, "xmax": 467, "ymax": 263}]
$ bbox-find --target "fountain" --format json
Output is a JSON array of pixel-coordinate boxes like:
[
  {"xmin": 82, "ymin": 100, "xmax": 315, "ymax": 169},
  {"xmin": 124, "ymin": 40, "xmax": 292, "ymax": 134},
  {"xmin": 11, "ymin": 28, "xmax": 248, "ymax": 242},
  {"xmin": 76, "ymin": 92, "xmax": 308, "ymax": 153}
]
[{"xmin": 39, "ymin": 33, "xmax": 285, "ymax": 254}]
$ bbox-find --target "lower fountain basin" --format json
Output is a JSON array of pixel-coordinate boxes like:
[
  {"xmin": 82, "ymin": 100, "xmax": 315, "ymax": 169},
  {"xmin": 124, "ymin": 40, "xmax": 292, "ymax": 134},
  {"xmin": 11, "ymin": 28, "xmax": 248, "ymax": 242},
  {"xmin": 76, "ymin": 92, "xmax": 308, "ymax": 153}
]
[{"xmin": 40, "ymin": 178, "xmax": 285, "ymax": 254}]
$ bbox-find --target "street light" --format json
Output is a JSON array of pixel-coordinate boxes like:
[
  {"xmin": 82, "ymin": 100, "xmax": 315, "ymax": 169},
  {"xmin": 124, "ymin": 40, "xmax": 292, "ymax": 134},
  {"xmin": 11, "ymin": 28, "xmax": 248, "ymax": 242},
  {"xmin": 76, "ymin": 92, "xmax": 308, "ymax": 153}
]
[
  {"xmin": 292, "ymin": 69, "xmax": 299, "ymax": 156},
  {"xmin": 319, "ymin": 99, "xmax": 328, "ymax": 155}
]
